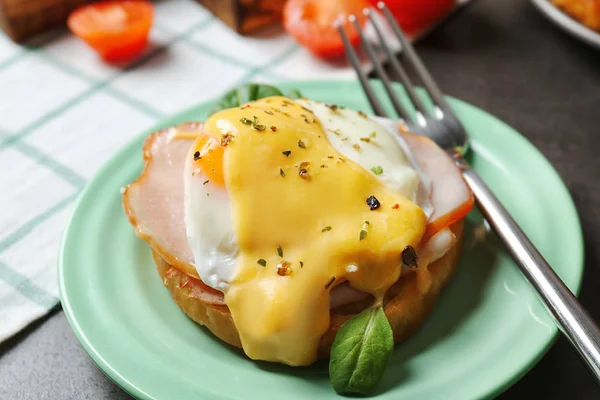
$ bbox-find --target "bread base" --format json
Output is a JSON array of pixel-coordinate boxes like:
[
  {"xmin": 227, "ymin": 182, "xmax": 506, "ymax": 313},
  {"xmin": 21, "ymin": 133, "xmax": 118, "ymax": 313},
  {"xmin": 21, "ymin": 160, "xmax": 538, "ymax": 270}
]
[{"xmin": 153, "ymin": 221, "xmax": 464, "ymax": 360}]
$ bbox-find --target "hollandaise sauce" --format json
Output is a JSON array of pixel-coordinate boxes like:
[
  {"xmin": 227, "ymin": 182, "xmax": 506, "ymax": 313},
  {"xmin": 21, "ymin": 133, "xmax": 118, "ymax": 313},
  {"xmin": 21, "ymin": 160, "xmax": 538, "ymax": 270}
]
[{"xmin": 192, "ymin": 97, "xmax": 426, "ymax": 366}]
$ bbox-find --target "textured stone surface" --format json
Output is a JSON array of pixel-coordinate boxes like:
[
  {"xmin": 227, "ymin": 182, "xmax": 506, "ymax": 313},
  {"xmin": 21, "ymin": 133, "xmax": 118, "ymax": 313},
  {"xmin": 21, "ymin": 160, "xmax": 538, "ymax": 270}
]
[{"xmin": 2, "ymin": 0, "xmax": 600, "ymax": 398}]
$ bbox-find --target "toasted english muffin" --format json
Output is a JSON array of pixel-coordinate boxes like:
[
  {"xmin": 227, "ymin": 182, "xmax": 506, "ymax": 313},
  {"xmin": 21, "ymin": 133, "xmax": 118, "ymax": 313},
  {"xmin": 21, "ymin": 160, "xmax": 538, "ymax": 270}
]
[{"xmin": 153, "ymin": 220, "xmax": 464, "ymax": 358}]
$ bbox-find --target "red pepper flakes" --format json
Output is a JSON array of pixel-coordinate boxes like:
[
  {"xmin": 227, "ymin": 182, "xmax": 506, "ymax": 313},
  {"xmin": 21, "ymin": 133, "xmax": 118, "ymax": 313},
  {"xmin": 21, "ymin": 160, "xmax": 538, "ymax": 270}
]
[
  {"xmin": 392, "ymin": 203, "xmax": 399, "ymax": 209},
  {"xmin": 277, "ymin": 261, "xmax": 292, "ymax": 276}
]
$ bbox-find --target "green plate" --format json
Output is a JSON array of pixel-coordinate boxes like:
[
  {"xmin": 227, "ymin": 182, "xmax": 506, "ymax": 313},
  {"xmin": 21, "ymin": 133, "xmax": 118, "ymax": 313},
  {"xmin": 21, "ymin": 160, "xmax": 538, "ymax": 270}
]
[{"xmin": 59, "ymin": 80, "xmax": 584, "ymax": 400}]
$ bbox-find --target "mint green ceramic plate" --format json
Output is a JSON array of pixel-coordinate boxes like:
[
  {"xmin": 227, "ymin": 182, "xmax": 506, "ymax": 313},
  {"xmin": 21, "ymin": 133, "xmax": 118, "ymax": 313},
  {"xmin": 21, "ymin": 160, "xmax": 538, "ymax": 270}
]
[{"xmin": 59, "ymin": 80, "xmax": 584, "ymax": 400}]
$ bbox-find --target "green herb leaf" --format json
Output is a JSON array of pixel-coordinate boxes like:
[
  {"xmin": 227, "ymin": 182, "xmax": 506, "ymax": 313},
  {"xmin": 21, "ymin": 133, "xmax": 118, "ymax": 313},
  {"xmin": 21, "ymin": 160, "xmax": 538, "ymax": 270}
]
[
  {"xmin": 322, "ymin": 226, "xmax": 332, "ymax": 233},
  {"xmin": 210, "ymin": 83, "xmax": 302, "ymax": 115},
  {"xmin": 280, "ymin": 168, "xmax": 286, "ymax": 177},
  {"xmin": 277, "ymin": 245, "xmax": 283, "ymax": 257},
  {"xmin": 240, "ymin": 117, "xmax": 252, "ymax": 125},
  {"xmin": 329, "ymin": 306, "xmax": 394, "ymax": 395},
  {"xmin": 371, "ymin": 166, "xmax": 383, "ymax": 175},
  {"xmin": 298, "ymin": 140, "xmax": 306, "ymax": 149},
  {"xmin": 285, "ymin": 89, "xmax": 303, "ymax": 99},
  {"xmin": 257, "ymin": 259, "xmax": 267, "ymax": 267},
  {"xmin": 282, "ymin": 150, "xmax": 291, "ymax": 157},
  {"xmin": 359, "ymin": 230, "xmax": 368, "ymax": 240}
]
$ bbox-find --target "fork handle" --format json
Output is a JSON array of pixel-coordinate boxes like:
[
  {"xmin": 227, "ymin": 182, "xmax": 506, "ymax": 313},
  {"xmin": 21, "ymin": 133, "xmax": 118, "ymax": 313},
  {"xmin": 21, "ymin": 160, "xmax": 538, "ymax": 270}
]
[{"xmin": 453, "ymin": 153, "xmax": 600, "ymax": 381}]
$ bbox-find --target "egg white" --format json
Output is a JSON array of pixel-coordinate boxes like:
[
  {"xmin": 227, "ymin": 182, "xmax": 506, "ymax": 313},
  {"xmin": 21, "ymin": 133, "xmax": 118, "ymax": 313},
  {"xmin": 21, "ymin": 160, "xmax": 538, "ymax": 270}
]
[{"xmin": 184, "ymin": 100, "xmax": 429, "ymax": 292}]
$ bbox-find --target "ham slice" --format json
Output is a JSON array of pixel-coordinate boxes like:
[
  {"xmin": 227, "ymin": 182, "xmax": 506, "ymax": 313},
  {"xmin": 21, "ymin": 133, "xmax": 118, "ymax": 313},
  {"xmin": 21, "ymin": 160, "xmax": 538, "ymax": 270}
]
[
  {"xmin": 123, "ymin": 122, "xmax": 472, "ymax": 308},
  {"xmin": 400, "ymin": 132, "xmax": 473, "ymax": 239},
  {"xmin": 123, "ymin": 122, "xmax": 202, "ymax": 279}
]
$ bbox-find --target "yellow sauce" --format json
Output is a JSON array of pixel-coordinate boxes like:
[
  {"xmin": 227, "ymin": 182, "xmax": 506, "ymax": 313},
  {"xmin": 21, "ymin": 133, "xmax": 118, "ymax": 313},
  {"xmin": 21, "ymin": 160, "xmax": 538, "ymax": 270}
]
[{"xmin": 200, "ymin": 97, "xmax": 426, "ymax": 366}]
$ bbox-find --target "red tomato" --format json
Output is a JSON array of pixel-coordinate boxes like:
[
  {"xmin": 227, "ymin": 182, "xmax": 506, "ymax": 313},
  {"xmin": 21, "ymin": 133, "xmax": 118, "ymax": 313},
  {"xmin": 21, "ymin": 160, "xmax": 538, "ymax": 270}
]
[
  {"xmin": 283, "ymin": 0, "xmax": 370, "ymax": 59},
  {"xmin": 370, "ymin": 0, "xmax": 456, "ymax": 35},
  {"xmin": 67, "ymin": 1, "xmax": 153, "ymax": 63}
]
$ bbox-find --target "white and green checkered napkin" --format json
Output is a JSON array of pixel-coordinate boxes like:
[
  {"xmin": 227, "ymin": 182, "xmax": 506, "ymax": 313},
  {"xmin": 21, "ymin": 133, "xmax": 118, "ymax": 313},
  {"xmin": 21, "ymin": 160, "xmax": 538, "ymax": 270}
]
[
  {"xmin": 0, "ymin": 0, "xmax": 469, "ymax": 342},
  {"xmin": 0, "ymin": 0, "xmax": 360, "ymax": 343}
]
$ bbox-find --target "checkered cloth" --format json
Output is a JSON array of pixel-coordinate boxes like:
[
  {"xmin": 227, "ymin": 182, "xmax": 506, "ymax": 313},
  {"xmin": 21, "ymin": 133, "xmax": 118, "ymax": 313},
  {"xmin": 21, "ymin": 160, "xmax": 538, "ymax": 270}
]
[{"xmin": 0, "ymin": 0, "xmax": 469, "ymax": 342}]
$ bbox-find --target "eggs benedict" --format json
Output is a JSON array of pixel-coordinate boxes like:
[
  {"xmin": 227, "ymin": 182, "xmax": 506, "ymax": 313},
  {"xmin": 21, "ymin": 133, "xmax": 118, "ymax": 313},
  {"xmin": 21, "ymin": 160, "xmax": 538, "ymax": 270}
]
[{"xmin": 123, "ymin": 89, "xmax": 473, "ymax": 394}]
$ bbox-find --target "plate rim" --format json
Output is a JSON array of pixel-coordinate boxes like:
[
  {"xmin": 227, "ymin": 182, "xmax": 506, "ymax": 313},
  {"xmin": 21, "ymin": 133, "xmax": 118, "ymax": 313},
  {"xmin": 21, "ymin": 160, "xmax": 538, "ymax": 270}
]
[
  {"xmin": 58, "ymin": 79, "xmax": 585, "ymax": 400},
  {"xmin": 530, "ymin": 0, "xmax": 600, "ymax": 50}
]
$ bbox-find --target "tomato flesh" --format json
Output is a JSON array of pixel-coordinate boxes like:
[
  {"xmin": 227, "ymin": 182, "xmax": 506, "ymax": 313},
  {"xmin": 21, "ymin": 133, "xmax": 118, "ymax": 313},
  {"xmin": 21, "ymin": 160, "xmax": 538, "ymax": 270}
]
[
  {"xmin": 68, "ymin": 1, "xmax": 153, "ymax": 63},
  {"xmin": 284, "ymin": 0, "xmax": 370, "ymax": 59},
  {"xmin": 369, "ymin": 0, "xmax": 456, "ymax": 35}
]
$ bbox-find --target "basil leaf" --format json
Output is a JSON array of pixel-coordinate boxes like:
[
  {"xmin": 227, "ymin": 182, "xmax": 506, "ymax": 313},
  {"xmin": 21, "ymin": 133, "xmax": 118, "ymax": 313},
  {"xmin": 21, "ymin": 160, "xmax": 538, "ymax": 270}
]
[
  {"xmin": 210, "ymin": 83, "xmax": 302, "ymax": 115},
  {"xmin": 284, "ymin": 88, "xmax": 303, "ymax": 99},
  {"xmin": 329, "ymin": 306, "xmax": 394, "ymax": 395}
]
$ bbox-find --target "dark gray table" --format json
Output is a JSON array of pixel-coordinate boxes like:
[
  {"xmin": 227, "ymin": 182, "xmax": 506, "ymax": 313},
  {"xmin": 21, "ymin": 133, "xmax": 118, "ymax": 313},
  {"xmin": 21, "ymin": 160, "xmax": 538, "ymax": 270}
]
[{"xmin": 1, "ymin": 0, "xmax": 600, "ymax": 398}]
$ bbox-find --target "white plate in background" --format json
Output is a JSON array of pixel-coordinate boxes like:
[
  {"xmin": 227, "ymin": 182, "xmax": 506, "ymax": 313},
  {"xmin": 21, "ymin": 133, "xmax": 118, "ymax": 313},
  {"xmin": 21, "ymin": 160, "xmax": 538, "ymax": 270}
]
[{"xmin": 531, "ymin": 0, "xmax": 600, "ymax": 50}]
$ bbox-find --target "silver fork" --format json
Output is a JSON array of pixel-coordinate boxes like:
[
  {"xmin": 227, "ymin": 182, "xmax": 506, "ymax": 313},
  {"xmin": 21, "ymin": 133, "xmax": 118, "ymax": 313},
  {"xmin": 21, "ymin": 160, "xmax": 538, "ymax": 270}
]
[{"xmin": 339, "ymin": 2, "xmax": 600, "ymax": 381}]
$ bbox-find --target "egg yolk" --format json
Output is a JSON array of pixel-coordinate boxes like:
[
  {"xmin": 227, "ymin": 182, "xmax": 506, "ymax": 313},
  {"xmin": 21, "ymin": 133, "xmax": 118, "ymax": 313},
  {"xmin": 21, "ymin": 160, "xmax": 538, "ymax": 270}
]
[{"xmin": 191, "ymin": 134, "xmax": 225, "ymax": 187}]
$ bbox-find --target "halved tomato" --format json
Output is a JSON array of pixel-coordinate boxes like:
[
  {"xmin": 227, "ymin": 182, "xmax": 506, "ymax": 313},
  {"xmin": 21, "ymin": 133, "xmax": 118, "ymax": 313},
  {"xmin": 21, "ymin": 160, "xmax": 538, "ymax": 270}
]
[
  {"xmin": 283, "ymin": 0, "xmax": 370, "ymax": 59},
  {"xmin": 369, "ymin": 0, "xmax": 456, "ymax": 35},
  {"xmin": 67, "ymin": 1, "xmax": 153, "ymax": 63}
]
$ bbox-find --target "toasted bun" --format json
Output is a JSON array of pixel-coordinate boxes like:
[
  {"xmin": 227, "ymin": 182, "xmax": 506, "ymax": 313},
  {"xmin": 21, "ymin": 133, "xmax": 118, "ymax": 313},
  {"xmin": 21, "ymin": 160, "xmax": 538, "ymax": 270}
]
[{"xmin": 153, "ymin": 221, "xmax": 464, "ymax": 359}]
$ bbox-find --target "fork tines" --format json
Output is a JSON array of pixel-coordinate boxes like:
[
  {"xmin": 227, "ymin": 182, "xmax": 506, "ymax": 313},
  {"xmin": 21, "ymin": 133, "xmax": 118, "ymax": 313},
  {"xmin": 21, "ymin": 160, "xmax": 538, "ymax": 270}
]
[{"xmin": 337, "ymin": 2, "xmax": 451, "ymax": 126}]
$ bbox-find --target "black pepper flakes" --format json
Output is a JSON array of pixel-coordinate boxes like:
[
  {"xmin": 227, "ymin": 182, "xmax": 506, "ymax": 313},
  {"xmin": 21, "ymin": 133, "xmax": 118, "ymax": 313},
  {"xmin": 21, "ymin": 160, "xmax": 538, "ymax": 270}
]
[
  {"xmin": 402, "ymin": 246, "xmax": 418, "ymax": 268},
  {"xmin": 300, "ymin": 261, "xmax": 304, "ymax": 268},
  {"xmin": 280, "ymin": 168, "xmax": 286, "ymax": 177},
  {"xmin": 325, "ymin": 277, "xmax": 336, "ymax": 289},
  {"xmin": 254, "ymin": 124, "xmax": 266, "ymax": 131},
  {"xmin": 299, "ymin": 168, "xmax": 310, "ymax": 180},
  {"xmin": 326, "ymin": 104, "xmax": 340, "ymax": 113},
  {"xmin": 366, "ymin": 195, "xmax": 381, "ymax": 210},
  {"xmin": 257, "ymin": 259, "xmax": 267, "ymax": 267},
  {"xmin": 193, "ymin": 151, "xmax": 201, "ymax": 161},
  {"xmin": 277, "ymin": 245, "xmax": 283, "ymax": 257},
  {"xmin": 298, "ymin": 140, "xmax": 306, "ymax": 149},
  {"xmin": 322, "ymin": 226, "xmax": 332, "ymax": 232},
  {"xmin": 240, "ymin": 117, "xmax": 252, "ymax": 125},
  {"xmin": 282, "ymin": 150, "xmax": 291, "ymax": 157},
  {"xmin": 203, "ymin": 180, "xmax": 209, "ymax": 185}
]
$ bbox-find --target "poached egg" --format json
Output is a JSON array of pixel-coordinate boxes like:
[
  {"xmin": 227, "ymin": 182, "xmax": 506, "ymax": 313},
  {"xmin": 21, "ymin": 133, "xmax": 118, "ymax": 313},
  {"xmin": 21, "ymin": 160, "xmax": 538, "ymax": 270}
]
[{"xmin": 183, "ymin": 97, "xmax": 427, "ymax": 366}]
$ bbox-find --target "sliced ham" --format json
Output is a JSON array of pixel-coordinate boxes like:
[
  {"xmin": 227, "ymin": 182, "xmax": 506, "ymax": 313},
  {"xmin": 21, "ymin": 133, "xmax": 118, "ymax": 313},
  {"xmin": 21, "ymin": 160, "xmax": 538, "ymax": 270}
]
[
  {"xmin": 123, "ymin": 122, "xmax": 202, "ymax": 279},
  {"xmin": 399, "ymin": 132, "xmax": 474, "ymax": 239},
  {"xmin": 123, "ymin": 121, "xmax": 472, "ymax": 308}
]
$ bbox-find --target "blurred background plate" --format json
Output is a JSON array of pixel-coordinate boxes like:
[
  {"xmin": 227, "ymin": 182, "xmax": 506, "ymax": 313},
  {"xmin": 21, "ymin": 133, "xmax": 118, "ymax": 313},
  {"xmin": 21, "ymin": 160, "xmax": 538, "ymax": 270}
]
[{"xmin": 530, "ymin": 0, "xmax": 600, "ymax": 50}]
